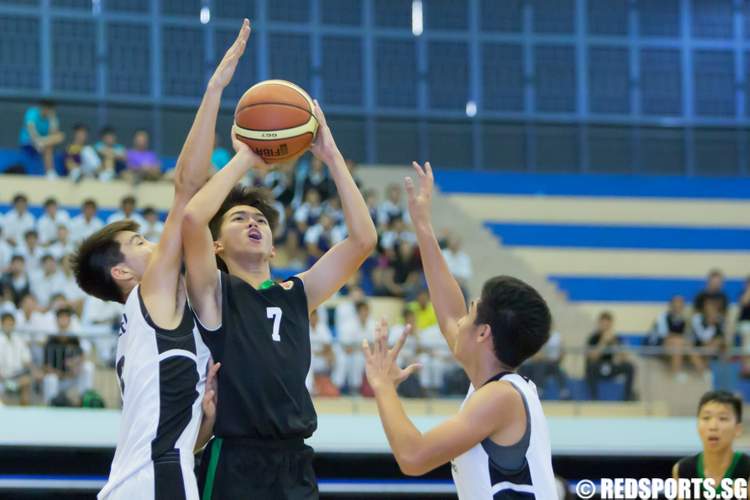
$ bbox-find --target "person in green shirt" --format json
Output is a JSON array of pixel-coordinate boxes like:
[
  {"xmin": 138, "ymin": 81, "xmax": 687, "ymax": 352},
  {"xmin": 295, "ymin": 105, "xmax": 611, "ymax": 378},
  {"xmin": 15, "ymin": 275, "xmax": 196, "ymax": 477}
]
[{"xmin": 673, "ymin": 390, "xmax": 750, "ymax": 497}]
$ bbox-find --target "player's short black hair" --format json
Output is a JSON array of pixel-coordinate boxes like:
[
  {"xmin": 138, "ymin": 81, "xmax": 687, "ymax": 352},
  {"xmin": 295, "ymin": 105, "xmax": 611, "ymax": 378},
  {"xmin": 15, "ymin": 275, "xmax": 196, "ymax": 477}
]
[
  {"xmin": 71, "ymin": 220, "xmax": 140, "ymax": 304},
  {"xmin": 82, "ymin": 198, "xmax": 98, "ymax": 210},
  {"xmin": 475, "ymin": 276, "xmax": 551, "ymax": 369},
  {"xmin": 56, "ymin": 306, "xmax": 74, "ymax": 318},
  {"xmin": 209, "ymin": 185, "xmax": 279, "ymax": 239},
  {"xmin": 43, "ymin": 197, "xmax": 58, "ymax": 208},
  {"xmin": 698, "ymin": 390, "xmax": 742, "ymax": 423}
]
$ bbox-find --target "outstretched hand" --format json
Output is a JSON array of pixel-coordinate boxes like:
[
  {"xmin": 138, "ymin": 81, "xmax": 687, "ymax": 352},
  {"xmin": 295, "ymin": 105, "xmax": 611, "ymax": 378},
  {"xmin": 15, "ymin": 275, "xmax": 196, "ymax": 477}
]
[
  {"xmin": 404, "ymin": 161, "xmax": 434, "ymax": 226},
  {"xmin": 309, "ymin": 99, "xmax": 342, "ymax": 166},
  {"xmin": 208, "ymin": 19, "xmax": 251, "ymax": 90},
  {"xmin": 363, "ymin": 319, "xmax": 421, "ymax": 391}
]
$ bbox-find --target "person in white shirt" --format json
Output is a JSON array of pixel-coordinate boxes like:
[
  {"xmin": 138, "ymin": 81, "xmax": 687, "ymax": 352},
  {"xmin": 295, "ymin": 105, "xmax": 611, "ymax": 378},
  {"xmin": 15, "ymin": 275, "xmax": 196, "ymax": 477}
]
[
  {"xmin": 31, "ymin": 254, "xmax": 67, "ymax": 309},
  {"xmin": 334, "ymin": 287, "xmax": 365, "ymax": 341},
  {"xmin": 140, "ymin": 207, "xmax": 164, "ymax": 242},
  {"xmin": 0, "ymin": 227, "xmax": 12, "ymax": 273},
  {"xmin": 333, "ymin": 300, "xmax": 377, "ymax": 394},
  {"xmin": 2, "ymin": 194, "xmax": 36, "ymax": 247},
  {"xmin": 42, "ymin": 307, "xmax": 94, "ymax": 405},
  {"xmin": 306, "ymin": 309, "xmax": 336, "ymax": 394},
  {"xmin": 15, "ymin": 230, "xmax": 44, "ymax": 271},
  {"xmin": 377, "ymin": 183, "xmax": 410, "ymax": 229},
  {"xmin": 14, "ymin": 292, "xmax": 50, "ymax": 364},
  {"xmin": 442, "ymin": 234, "xmax": 473, "ymax": 289},
  {"xmin": 293, "ymin": 188, "xmax": 325, "ymax": 234},
  {"xmin": 106, "ymin": 195, "xmax": 146, "ymax": 227},
  {"xmin": 37, "ymin": 198, "xmax": 71, "ymax": 246},
  {"xmin": 69, "ymin": 199, "xmax": 104, "ymax": 244},
  {"xmin": 47, "ymin": 225, "xmax": 75, "ymax": 261},
  {"xmin": 58, "ymin": 255, "xmax": 86, "ymax": 312},
  {"xmin": 0, "ymin": 313, "xmax": 34, "ymax": 405},
  {"xmin": 2, "ymin": 255, "xmax": 31, "ymax": 305}
]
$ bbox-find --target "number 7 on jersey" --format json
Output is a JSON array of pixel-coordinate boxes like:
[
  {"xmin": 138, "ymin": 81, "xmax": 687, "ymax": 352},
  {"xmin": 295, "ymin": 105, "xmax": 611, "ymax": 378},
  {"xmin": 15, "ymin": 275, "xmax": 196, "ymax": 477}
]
[{"xmin": 267, "ymin": 307, "xmax": 283, "ymax": 342}]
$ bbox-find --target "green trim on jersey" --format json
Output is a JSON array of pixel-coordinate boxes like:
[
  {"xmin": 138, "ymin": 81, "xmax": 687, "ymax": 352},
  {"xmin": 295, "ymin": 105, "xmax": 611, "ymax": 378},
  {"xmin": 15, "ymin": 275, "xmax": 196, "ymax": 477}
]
[
  {"xmin": 259, "ymin": 279, "xmax": 275, "ymax": 290},
  {"xmin": 697, "ymin": 451, "xmax": 742, "ymax": 494}
]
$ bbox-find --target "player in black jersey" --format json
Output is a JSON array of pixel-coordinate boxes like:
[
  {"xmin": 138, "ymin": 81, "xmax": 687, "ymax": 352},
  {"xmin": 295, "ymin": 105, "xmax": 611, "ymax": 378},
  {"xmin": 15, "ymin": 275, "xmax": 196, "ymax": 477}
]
[
  {"xmin": 182, "ymin": 104, "xmax": 377, "ymax": 499},
  {"xmin": 674, "ymin": 391, "xmax": 750, "ymax": 498}
]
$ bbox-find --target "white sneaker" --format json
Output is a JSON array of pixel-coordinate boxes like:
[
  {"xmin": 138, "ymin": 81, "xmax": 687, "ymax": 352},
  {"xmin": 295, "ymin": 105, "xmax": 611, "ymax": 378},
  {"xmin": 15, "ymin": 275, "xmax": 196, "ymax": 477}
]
[{"xmin": 45, "ymin": 170, "xmax": 58, "ymax": 180}]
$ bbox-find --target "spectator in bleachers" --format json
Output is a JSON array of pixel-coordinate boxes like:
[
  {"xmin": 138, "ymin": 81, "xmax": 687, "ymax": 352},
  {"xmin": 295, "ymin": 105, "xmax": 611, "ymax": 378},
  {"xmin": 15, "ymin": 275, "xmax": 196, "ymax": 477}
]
[
  {"xmin": 2, "ymin": 194, "xmax": 36, "ymax": 246},
  {"xmin": 334, "ymin": 286, "xmax": 366, "ymax": 338},
  {"xmin": 300, "ymin": 157, "xmax": 334, "ymax": 202},
  {"xmin": 31, "ymin": 254, "xmax": 67, "ymax": 309},
  {"xmin": 324, "ymin": 196, "xmax": 345, "ymax": 227},
  {"xmin": 379, "ymin": 217, "xmax": 416, "ymax": 253},
  {"xmin": 37, "ymin": 198, "xmax": 70, "ymax": 246},
  {"xmin": 19, "ymin": 100, "xmax": 65, "ymax": 179},
  {"xmin": 1, "ymin": 255, "xmax": 31, "ymax": 306},
  {"xmin": 211, "ymin": 132, "xmax": 231, "ymax": 171},
  {"xmin": 307, "ymin": 309, "xmax": 338, "ymax": 397},
  {"xmin": 69, "ymin": 199, "xmax": 103, "ymax": 244},
  {"xmin": 691, "ymin": 300, "xmax": 725, "ymax": 377},
  {"xmin": 0, "ymin": 284, "xmax": 14, "ymax": 315},
  {"xmin": 304, "ymin": 213, "xmax": 336, "ymax": 266},
  {"xmin": 333, "ymin": 300, "xmax": 376, "ymax": 394},
  {"xmin": 0, "ymin": 313, "xmax": 34, "ymax": 405},
  {"xmin": 373, "ymin": 240, "xmax": 422, "ymax": 299},
  {"xmin": 0, "ymin": 227, "xmax": 11, "ymax": 273},
  {"xmin": 294, "ymin": 188, "xmax": 325, "ymax": 235},
  {"xmin": 140, "ymin": 207, "xmax": 164, "ymax": 242},
  {"xmin": 647, "ymin": 295, "xmax": 695, "ymax": 381},
  {"xmin": 441, "ymin": 233, "xmax": 473, "ymax": 292},
  {"xmin": 414, "ymin": 317, "xmax": 453, "ymax": 397},
  {"xmin": 519, "ymin": 329, "xmax": 571, "ymax": 400},
  {"xmin": 94, "ymin": 126, "xmax": 126, "ymax": 178},
  {"xmin": 738, "ymin": 277, "xmax": 750, "ymax": 359},
  {"xmin": 42, "ymin": 307, "xmax": 94, "ymax": 405},
  {"xmin": 377, "ymin": 183, "xmax": 409, "ymax": 228},
  {"xmin": 124, "ymin": 129, "xmax": 161, "ymax": 183},
  {"xmin": 64, "ymin": 124, "xmax": 103, "ymax": 183},
  {"xmin": 47, "ymin": 225, "xmax": 74, "ymax": 261},
  {"xmin": 387, "ymin": 309, "xmax": 422, "ymax": 398},
  {"xmin": 408, "ymin": 289, "xmax": 438, "ymax": 330},
  {"xmin": 106, "ymin": 195, "xmax": 146, "ymax": 227},
  {"xmin": 16, "ymin": 229, "xmax": 43, "ymax": 271},
  {"xmin": 694, "ymin": 269, "xmax": 729, "ymax": 317},
  {"xmin": 585, "ymin": 311, "xmax": 636, "ymax": 401}
]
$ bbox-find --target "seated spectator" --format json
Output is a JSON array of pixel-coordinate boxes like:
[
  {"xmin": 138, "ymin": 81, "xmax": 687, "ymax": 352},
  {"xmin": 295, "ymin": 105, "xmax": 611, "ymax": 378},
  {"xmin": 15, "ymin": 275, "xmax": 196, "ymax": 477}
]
[
  {"xmin": 691, "ymin": 300, "xmax": 725, "ymax": 376},
  {"xmin": 69, "ymin": 199, "xmax": 104, "ymax": 244},
  {"xmin": 0, "ymin": 284, "xmax": 15, "ymax": 315},
  {"xmin": 441, "ymin": 233, "xmax": 473, "ymax": 293},
  {"xmin": 694, "ymin": 269, "xmax": 729, "ymax": 317},
  {"xmin": 141, "ymin": 207, "xmax": 164, "ymax": 242},
  {"xmin": 42, "ymin": 307, "xmax": 94, "ymax": 405},
  {"xmin": 738, "ymin": 277, "xmax": 750, "ymax": 369},
  {"xmin": 294, "ymin": 188, "xmax": 325, "ymax": 235},
  {"xmin": 334, "ymin": 286, "xmax": 366, "ymax": 337},
  {"xmin": 306, "ymin": 309, "xmax": 338, "ymax": 397},
  {"xmin": 0, "ymin": 227, "xmax": 11, "ymax": 273},
  {"xmin": 16, "ymin": 229, "xmax": 43, "ymax": 271},
  {"xmin": 333, "ymin": 300, "xmax": 376, "ymax": 394},
  {"xmin": 106, "ymin": 195, "xmax": 146, "ymax": 226},
  {"xmin": 2, "ymin": 194, "xmax": 36, "ymax": 246},
  {"xmin": 14, "ymin": 293, "xmax": 46, "ymax": 336},
  {"xmin": 47, "ymin": 225, "xmax": 75, "ymax": 261},
  {"xmin": 1, "ymin": 255, "xmax": 31, "ymax": 306},
  {"xmin": 0, "ymin": 313, "xmax": 34, "ymax": 405},
  {"xmin": 408, "ymin": 289, "xmax": 438, "ymax": 331},
  {"xmin": 31, "ymin": 254, "xmax": 67, "ymax": 309},
  {"xmin": 94, "ymin": 126, "xmax": 126, "ymax": 178},
  {"xmin": 37, "ymin": 198, "xmax": 71, "ymax": 246},
  {"xmin": 647, "ymin": 295, "xmax": 699, "ymax": 381},
  {"xmin": 304, "ymin": 214, "xmax": 336, "ymax": 266},
  {"xmin": 519, "ymin": 329, "xmax": 571, "ymax": 399},
  {"xmin": 124, "ymin": 129, "xmax": 161, "ymax": 182},
  {"xmin": 18, "ymin": 100, "xmax": 65, "ymax": 178},
  {"xmin": 379, "ymin": 217, "xmax": 416, "ymax": 253},
  {"xmin": 324, "ymin": 196, "xmax": 345, "ymax": 227},
  {"xmin": 585, "ymin": 311, "xmax": 636, "ymax": 401},
  {"xmin": 300, "ymin": 157, "xmax": 333, "ymax": 201},
  {"xmin": 211, "ymin": 132, "xmax": 232, "ymax": 171},
  {"xmin": 377, "ymin": 183, "xmax": 410, "ymax": 228},
  {"xmin": 373, "ymin": 241, "xmax": 422, "ymax": 299},
  {"xmin": 64, "ymin": 124, "xmax": 103, "ymax": 182}
]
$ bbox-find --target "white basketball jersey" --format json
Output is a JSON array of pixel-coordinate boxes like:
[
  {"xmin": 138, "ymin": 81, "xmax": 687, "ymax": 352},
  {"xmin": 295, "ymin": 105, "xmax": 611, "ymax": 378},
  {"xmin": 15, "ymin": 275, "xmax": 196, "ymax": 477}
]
[
  {"xmin": 451, "ymin": 373, "xmax": 556, "ymax": 499},
  {"xmin": 98, "ymin": 286, "xmax": 210, "ymax": 500}
]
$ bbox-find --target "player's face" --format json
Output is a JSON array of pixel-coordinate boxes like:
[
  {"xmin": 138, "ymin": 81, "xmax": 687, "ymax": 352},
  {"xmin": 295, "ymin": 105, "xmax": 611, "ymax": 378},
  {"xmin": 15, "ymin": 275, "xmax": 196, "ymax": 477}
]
[
  {"xmin": 217, "ymin": 205, "xmax": 274, "ymax": 261},
  {"xmin": 114, "ymin": 231, "xmax": 156, "ymax": 282},
  {"xmin": 698, "ymin": 402, "xmax": 741, "ymax": 451}
]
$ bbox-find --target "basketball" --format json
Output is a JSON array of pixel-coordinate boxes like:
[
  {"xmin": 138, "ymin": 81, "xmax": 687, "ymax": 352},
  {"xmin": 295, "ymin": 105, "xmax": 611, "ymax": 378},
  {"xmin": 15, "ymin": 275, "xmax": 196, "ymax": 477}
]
[{"xmin": 232, "ymin": 79, "xmax": 319, "ymax": 163}]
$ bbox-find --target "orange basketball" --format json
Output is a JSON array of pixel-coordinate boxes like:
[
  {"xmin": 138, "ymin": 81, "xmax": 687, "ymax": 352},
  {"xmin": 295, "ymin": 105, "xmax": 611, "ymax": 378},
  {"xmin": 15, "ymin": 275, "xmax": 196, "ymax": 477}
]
[{"xmin": 233, "ymin": 80, "xmax": 318, "ymax": 164}]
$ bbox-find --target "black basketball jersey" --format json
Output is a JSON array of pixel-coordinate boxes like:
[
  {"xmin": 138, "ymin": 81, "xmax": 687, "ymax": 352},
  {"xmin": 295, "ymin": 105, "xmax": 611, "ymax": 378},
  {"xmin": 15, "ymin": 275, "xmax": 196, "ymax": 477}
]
[
  {"xmin": 196, "ymin": 271, "xmax": 316, "ymax": 440},
  {"xmin": 677, "ymin": 452, "xmax": 750, "ymax": 498}
]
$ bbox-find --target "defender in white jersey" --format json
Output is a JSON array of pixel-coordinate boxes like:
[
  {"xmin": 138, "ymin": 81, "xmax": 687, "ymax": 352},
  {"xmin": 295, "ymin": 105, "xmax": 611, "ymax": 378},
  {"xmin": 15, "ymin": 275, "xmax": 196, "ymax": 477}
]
[
  {"xmin": 70, "ymin": 20, "xmax": 252, "ymax": 500},
  {"xmin": 363, "ymin": 162, "xmax": 556, "ymax": 498}
]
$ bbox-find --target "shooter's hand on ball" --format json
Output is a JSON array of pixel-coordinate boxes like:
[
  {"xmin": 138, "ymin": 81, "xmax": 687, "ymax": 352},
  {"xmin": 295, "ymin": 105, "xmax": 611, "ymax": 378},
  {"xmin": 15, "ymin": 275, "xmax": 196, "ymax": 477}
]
[
  {"xmin": 231, "ymin": 127, "xmax": 270, "ymax": 175},
  {"xmin": 208, "ymin": 19, "xmax": 251, "ymax": 91},
  {"xmin": 363, "ymin": 319, "xmax": 421, "ymax": 391},
  {"xmin": 405, "ymin": 161, "xmax": 434, "ymax": 227}
]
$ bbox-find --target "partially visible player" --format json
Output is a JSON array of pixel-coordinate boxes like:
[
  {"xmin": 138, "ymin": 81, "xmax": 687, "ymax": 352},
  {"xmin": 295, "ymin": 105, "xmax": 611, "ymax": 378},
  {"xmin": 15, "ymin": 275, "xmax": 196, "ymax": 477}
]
[
  {"xmin": 182, "ymin": 102, "xmax": 377, "ymax": 499},
  {"xmin": 71, "ymin": 20, "xmax": 252, "ymax": 500},
  {"xmin": 673, "ymin": 391, "xmax": 750, "ymax": 497},
  {"xmin": 362, "ymin": 161, "xmax": 557, "ymax": 499}
]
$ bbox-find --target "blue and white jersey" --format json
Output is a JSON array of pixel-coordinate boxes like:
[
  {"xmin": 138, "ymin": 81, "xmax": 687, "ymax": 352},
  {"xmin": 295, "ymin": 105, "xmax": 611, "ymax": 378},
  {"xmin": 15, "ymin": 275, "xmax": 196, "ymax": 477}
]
[{"xmin": 451, "ymin": 372, "xmax": 556, "ymax": 499}]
